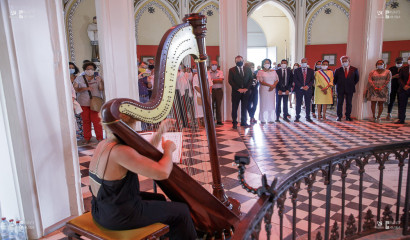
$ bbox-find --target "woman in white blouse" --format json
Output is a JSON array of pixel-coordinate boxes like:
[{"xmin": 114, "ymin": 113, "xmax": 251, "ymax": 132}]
[{"xmin": 257, "ymin": 59, "xmax": 279, "ymax": 123}]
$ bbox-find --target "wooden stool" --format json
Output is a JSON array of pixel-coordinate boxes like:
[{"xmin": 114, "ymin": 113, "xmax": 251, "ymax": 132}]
[{"xmin": 65, "ymin": 212, "xmax": 169, "ymax": 240}]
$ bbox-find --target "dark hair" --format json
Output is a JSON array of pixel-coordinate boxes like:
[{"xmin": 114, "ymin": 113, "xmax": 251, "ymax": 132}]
[
  {"xmin": 235, "ymin": 55, "xmax": 243, "ymax": 61},
  {"xmin": 321, "ymin": 60, "xmax": 330, "ymax": 65},
  {"xmin": 375, "ymin": 59, "xmax": 384, "ymax": 66},
  {"xmin": 82, "ymin": 62, "xmax": 97, "ymax": 71},
  {"xmin": 396, "ymin": 57, "xmax": 403, "ymax": 62},
  {"xmin": 315, "ymin": 61, "xmax": 322, "ymax": 65},
  {"xmin": 281, "ymin": 59, "xmax": 288, "ymax": 64},
  {"xmin": 69, "ymin": 62, "xmax": 79, "ymax": 75},
  {"xmin": 261, "ymin": 58, "xmax": 272, "ymax": 67},
  {"xmin": 83, "ymin": 59, "xmax": 91, "ymax": 64}
]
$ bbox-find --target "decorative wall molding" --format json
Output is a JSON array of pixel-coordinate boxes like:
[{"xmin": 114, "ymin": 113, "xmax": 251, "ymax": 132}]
[
  {"xmin": 189, "ymin": 0, "xmax": 219, "ymax": 13},
  {"xmin": 247, "ymin": 0, "xmax": 296, "ymax": 17},
  {"xmin": 192, "ymin": 0, "xmax": 219, "ymax": 14},
  {"xmin": 64, "ymin": 0, "xmax": 83, "ymax": 63},
  {"xmin": 135, "ymin": 0, "xmax": 180, "ymax": 17},
  {"xmin": 306, "ymin": 1, "xmax": 349, "ymax": 45},
  {"xmin": 134, "ymin": 0, "xmax": 179, "ymax": 44}
]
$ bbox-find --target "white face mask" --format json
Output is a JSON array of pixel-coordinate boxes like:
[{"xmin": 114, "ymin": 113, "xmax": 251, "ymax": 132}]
[
  {"xmin": 69, "ymin": 69, "xmax": 75, "ymax": 74},
  {"xmin": 396, "ymin": 63, "xmax": 403, "ymax": 68},
  {"xmin": 342, "ymin": 62, "xmax": 349, "ymax": 67},
  {"xmin": 321, "ymin": 65, "xmax": 328, "ymax": 70},
  {"xmin": 316, "ymin": 65, "xmax": 322, "ymax": 69},
  {"xmin": 281, "ymin": 64, "xmax": 287, "ymax": 69},
  {"xmin": 179, "ymin": 66, "xmax": 182, "ymax": 71},
  {"xmin": 264, "ymin": 64, "xmax": 271, "ymax": 69},
  {"xmin": 301, "ymin": 63, "xmax": 307, "ymax": 68},
  {"xmin": 377, "ymin": 64, "xmax": 384, "ymax": 70},
  {"xmin": 85, "ymin": 69, "xmax": 94, "ymax": 76},
  {"xmin": 192, "ymin": 69, "xmax": 197, "ymax": 73},
  {"xmin": 211, "ymin": 65, "xmax": 217, "ymax": 71},
  {"xmin": 293, "ymin": 66, "xmax": 298, "ymax": 69}
]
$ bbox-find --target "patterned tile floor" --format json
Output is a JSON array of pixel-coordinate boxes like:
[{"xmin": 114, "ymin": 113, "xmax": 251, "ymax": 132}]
[{"xmin": 42, "ymin": 105, "xmax": 410, "ymax": 240}]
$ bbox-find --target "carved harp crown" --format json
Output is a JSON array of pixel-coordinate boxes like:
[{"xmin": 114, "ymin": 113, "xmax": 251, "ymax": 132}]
[{"xmin": 101, "ymin": 13, "xmax": 240, "ymax": 237}]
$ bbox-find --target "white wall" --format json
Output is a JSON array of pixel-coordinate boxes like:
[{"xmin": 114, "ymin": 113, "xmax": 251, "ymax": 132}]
[
  {"xmin": 383, "ymin": 0, "xmax": 410, "ymax": 41},
  {"xmin": 137, "ymin": 7, "xmax": 173, "ymax": 45},
  {"xmin": 204, "ymin": 9, "xmax": 219, "ymax": 46}
]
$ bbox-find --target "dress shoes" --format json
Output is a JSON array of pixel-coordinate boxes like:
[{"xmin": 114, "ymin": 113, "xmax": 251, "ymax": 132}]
[
  {"xmin": 283, "ymin": 118, "xmax": 290, "ymax": 122},
  {"xmin": 294, "ymin": 119, "xmax": 300, "ymax": 122},
  {"xmin": 395, "ymin": 120, "xmax": 405, "ymax": 124},
  {"xmin": 232, "ymin": 125, "xmax": 237, "ymax": 129},
  {"xmin": 240, "ymin": 123, "xmax": 250, "ymax": 128},
  {"xmin": 217, "ymin": 122, "xmax": 224, "ymax": 126},
  {"xmin": 275, "ymin": 119, "xmax": 280, "ymax": 122},
  {"xmin": 306, "ymin": 118, "xmax": 313, "ymax": 123},
  {"xmin": 346, "ymin": 117, "xmax": 353, "ymax": 121},
  {"xmin": 336, "ymin": 117, "xmax": 342, "ymax": 122}
]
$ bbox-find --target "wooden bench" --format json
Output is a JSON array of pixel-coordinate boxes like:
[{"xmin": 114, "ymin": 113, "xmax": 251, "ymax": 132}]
[{"xmin": 65, "ymin": 212, "xmax": 169, "ymax": 240}]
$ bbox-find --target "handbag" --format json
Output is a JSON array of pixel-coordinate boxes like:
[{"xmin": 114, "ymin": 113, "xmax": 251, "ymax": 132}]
[{"xmin": 83, "ymin": 75, "xmax": 104, "ymax": 112}]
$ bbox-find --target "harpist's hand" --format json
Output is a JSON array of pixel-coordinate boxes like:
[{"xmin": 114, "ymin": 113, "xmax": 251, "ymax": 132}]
[{"xmin": 162, "ymin": 137, "xmax": 176, "ymax": 153}]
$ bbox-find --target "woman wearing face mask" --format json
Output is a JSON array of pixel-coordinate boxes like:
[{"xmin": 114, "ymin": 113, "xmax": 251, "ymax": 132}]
[
  {"xmin": 69, "ymin": 62, "xmax": 84, "ymax": 141},
  {"xmin": 73, "ymin": 62, "xmax": 105, "ymax": 143},
  {"xmin": 364, "ymin": 59, "xmax": 392, "ymax": 122},
  {"xmin": 311, "ymin": 61, "xmax": 322, "ymax": 118},
  {"xmin": 257, "ymin": 59, "xmax": 278, "ymax": 123},
  {"xmin": 314, "ymin": 60, "xmax": 334, "ymax": 120}
]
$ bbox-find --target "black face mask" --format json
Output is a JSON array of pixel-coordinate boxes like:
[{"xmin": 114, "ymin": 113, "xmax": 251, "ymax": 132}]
[
  {"xmin": 148, "ymin": 65, "xmax": 155, "ymax": 70},
  {"xmin": 236, "ymin": 61, "xmax": 243, "ymax": 67}
]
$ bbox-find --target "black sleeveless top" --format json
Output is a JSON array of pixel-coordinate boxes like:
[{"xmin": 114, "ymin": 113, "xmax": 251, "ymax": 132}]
[{"xmin": 89, "ymin": 144, "xmax": 143, "ymax": 230}]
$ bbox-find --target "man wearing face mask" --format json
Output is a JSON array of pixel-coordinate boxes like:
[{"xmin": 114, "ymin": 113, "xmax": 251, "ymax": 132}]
[
  {"xmin": 208, "ymin": 61, "xmax": 225, "ymax": 125},
  {"xmin": 275, "ymin": 59, "xmax": 293, "ymax": 122},
  {"xmin": 333, "ymin": 56, "xmax": 359, "ymax": 121},
  {"xmin": 228, "ymin": 55, "xmax": 253, "ymax": 129},
  {"xmin": 395, "ymin": 58, "xmax": 410, "ymax": 124},
  {"xmin": 293, "ymin": 58, "xmax": 315, "ymax": 122},
  {"xmin": 387, "ymin": 57, "xmax": 403, "ymax": 120}
]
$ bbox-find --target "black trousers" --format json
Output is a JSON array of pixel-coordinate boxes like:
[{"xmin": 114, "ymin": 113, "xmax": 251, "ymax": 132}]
[
  {"xmin": 138, "ymin": 192, "xmax": 197, "ymax": 240},
  {"xmin": 388, "ymin": 81, "xmax": 400, "ymax": 114},
  {"xmin": 247, "ymin": 87, "xmax": 259, "ymax": 119},
  {"xmin": 337, "ymin": 93, "xmax": 353, "ymax": 118},
  {"xmin": 232, "ymin": 90, "xmax": 249, "ymax": 125},
  {"xmin": 296, "ymin": 89, "xmax": 312, "ymax": 119},
  {"xmin": 398, "ymin": 90, "xmax": 410, "ymax": 122},
  {"xmin": 212, "ymin": 88, "xmax": 223, "ymax": 122},
  {"xmin": 276, "ymin": 93, "xmax": 289, "ymax": 119},
  {"xmin": 174, "ymin": 90, "xmax": 188, "ymax": 129}
]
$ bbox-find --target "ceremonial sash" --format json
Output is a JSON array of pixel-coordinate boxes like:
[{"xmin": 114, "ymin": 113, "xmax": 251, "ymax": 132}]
[{"xmin": 318, "ymin": 70, "xmax": 331, "ymax": 85}]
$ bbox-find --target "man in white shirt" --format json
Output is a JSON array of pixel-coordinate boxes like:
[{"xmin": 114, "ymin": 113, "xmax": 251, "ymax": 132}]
[{"xmin": 208, "ymin": 61, "xmax": 224, "ymax": 125}]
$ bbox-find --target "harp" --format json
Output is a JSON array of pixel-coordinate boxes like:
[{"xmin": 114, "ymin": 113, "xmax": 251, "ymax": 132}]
[{"xmin": 101, "ymin": 13, "xmax": 240, "ymax": 236}]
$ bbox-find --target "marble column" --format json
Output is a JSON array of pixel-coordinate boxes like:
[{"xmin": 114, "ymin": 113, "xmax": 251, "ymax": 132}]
[
  {"xmin": 295, "ymin": 0, "xmax": 307, "ymax": 63},
  {"xmin": 219, "ymin": 0, "xmax": 248, "ymax": 121},
  {"xmin": 0, "ymin": 0, "xmax": 83, "ymax": 238},
  {"xmin": 95, "ymin": 0, "xmax": 139, "ymax": 102},
  {"xmin": 347, "ymin": 0, "xmax": 385, "ymax": 120}
]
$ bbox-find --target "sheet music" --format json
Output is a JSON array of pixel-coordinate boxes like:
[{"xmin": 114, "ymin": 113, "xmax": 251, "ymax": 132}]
[{"xmin": 139, "ymin": 132, "xmax": 183, "ymax": 163}]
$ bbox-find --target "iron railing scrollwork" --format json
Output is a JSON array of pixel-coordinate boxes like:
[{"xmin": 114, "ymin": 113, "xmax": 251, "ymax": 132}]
[{"xmin": 232, "ymin": 141, "xmax": 410, "ymax": 240}]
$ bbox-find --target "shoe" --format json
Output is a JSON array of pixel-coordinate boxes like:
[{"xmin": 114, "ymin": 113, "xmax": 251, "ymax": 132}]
[
  {"xmin": 284, "ymin": 118, "xmax": 290, "ymax": 122},
  {"xmin": 232, "ymin": 125, "xmax": 237, "ymax": 129},
  {"xmin": 217, "ymin": 122, "xmax": 224, "ymax": 125},
  {"xmin": 318, "ymin": 115, "xmax": 322, "ymax": 120},
  {"xmin": 395, "ymin": 120, "xmax": 405, "ymax": 124},
  {"xmin": 294, "ymin": 119, "xmax": 300, "ymax": 122},
  {"xmin": 306, "ymin": 118, "xmax": 313, "ymax": 122},
  {"xmin": 336, "ymin": 117, "xmax": 342, "ymax": 122},
  {"xmin": 240, "ymin": 124, "xmax": 250, "ymax": 128},
  {"xmin": 323, "ymin": 116, "xmax": 327, "ymax": 121},
  {"xmin": 346, "ymin": 117, "xmax": 353, "ymax": 121},
  {"xmin": 250, "ymin": 118, "xmax": 257, "ymax": 124},
  {"xmin": 84, "ymin": 139, "xmax": 91, "ymax": 144},
  {"xmin": 275, "ymin": 119, "xmax": 280, "ymax": 122},
  {"xmin": 286, "ymin": 114, "xmax": 291, "ymax": 118},
  {"xmin": 312, "ymin": 113, "xmax": 316, "ymax": 118},
  {"xmin": 386, "ymin": 113, "xmax": 391, "ymax": 120},
  {"xmin": 260, "ymin": 121, "xmax": 266, "ymax": 124},
  {"xmin": 268, "ymin": 121, "xmax": 274, "ymax": 124}
]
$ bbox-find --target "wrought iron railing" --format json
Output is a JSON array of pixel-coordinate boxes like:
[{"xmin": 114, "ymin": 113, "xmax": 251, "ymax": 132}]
[{"xmin": 232, "ymin": 141, "xmax": 410, "ymax": 240}]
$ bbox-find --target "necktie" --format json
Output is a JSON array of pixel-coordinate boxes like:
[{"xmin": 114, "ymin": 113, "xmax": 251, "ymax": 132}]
[
  {"xmin": 344, "ymin": 68, "xmax": 348, "ymax": 78},
  {"xmin": 283, "ymin": 69, "xmax": 287, "ymax": 86},
  {"xmin": 239, "ymin": 67, "xmax": 244, "ymax": 77},
  {"xmin": 303, "ymin": 68, "xmax": 307, "ymax": 85}
]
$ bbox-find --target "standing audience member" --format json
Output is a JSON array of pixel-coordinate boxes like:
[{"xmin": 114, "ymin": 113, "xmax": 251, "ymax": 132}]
[
  {"xmin": 387, "ymin": 57, "xmax": 403, "ymax": 120},
  {"xmin": 209, "ymin": 61, "xmax": 224, "ymax": 125},
  {"xmin": 174, "ymin": 64, "xmax": 189, "ymax": 128},
  {"xmin": 314, "ymin": 60, "xmax": 334, "ymax": 120},
  {"xmin": 69, "ymin": 62, "xmax": 83, "ymax": 141},
  {"xmin": 365, "ymin": 60, "xmax": 391, "ymax": 122},
  {"xmin": 228, "ymin": 55, "xmax": 253, "ymax": 129},
  {"xmin": 138, "ymin": 63, "xmax": 152, "ymax": 104},
  {"xmin": 247, "ymin": 62, "xmax": 259, "ymax": 124},
  {"xmin": 294, "ymin": 58, "xmax": 315, "ymax": 122},
  {"xmin": 275, "ymin": 59, "xmax": 293, "ymax": 122},
  {"xmin": 311, "ymin": 61, "xmax": 322, "ymax": 118},
  {"xmin": 73, "ymin": 62, "xmax": 104, "ymax": 143},
  {"xmin": 257, "ymin": 59, "xmax": 278, "ymax": 124},
  {"xmin": 396, "ymin": 59, "xmax": 410, "ymax": 124},
  {"xmin": 147, "ymin": 59, "xmax": 155, "ymax": 99},
  {"xmin": 334, "ymin": 56, "xmax": 359, "ymax": 121},
  {"xmin": 289, "ymin": 63, "xmax": 300, "ymax": 109},
  {"xmin": 193, "ymin": 67, "xmax": 213, "ymax": 123}
]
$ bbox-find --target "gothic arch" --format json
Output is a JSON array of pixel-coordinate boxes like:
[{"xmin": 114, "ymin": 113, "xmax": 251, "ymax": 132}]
[
  {"xmin": 192, "ymin": 0, "xmax": 219, "ymax": 14},
  {"xmin": 247, "ymin": 0, "xmax": 296, "ymax": 21},
  {"xmin": 305, "ymin": 0, "xmax": 349, "ymax": 45},
  {"xmin": 64, "ymin": 0, "xmax": 84, "ymax": 62}
]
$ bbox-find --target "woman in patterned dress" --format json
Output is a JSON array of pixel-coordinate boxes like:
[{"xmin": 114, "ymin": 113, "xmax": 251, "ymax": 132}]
[
  {"xmin": 257, "ymin": 59, "xmax": 278, "ymax": 123},
  {"xmin": 365, "ymin": 59, "xmax": 392, "ymax": 122},
  {"xmin": 314, "ymin": 60, "xmax": 334, "ymax": 120}
]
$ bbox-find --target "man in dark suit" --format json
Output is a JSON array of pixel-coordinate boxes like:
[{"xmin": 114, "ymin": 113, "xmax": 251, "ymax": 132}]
[
  {"xmin": 387, "ymin": 57, "xmax": 403, "ymax": 120},
  {"xmin": 275, "ymin": 59, "xmax": 293, "ymax": 122},
  {"xmin": 228, "ymin": 55, "xmax": 253, "ymax": 129},
  {"xmin": 333, "ymin": 56, "xmax": 359, "ymax": 121},
  {"xmin": 395, "ymin": 61, "xmax": 410, "ymax": 124},
  {"xmin": 293, "ymin": 58, "xmax": 315, "ymax": 122}
]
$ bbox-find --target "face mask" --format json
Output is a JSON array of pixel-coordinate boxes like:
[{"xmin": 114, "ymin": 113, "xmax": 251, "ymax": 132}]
[
  {"xmin": 377, "ymin": 64, "xmax": 384, "ymax": 70},
  {"xmin": 211, "ymin": 65, "xmax": 217, "ymax": 71},
  {"xmin": 148, "ymin": 65, "xmax": 154, "ymax": 70},
  {"xmin": 316, "ymin": 65, "xmax": 322, "ymax": 69},
  {"xmin": 301, "ymin": 63, "xmax": 307, "ymax": 68},
  {"xmin": 293, "ymin": 66, "xmax": 298, "ymax": 69},
  {"xmin": 264, "ymin": 64, "xmax": 271, "ymax": 69},
  {"xmin": 281, "ymin": 64, "xmax": 287, "ymax": 69},
  {"xmin": 178, "ymin": 66, "xmax": 182, "ymax": 71},
  {"xmin": 85, "ymin": 69, "xmax": 94, "ymax": 76},
  {"xmin": 342, "ymin": 62, "xmax": 349, "ymax": 67},
  {"xmin": 396, "ymin": 63, "xmax": 403, "ymax": 68},
  {"xmin": 236, "ymin": 61, "xmax": 243, "ymax": 67},
  {"xmin": 321, "ymin": 65, "xmax": 328, "ymax": 70},
  {"xmin": 192, "ymin": 69, "xmax": 197, "ymax": 73},
  {"xmin": 69, "ymin": 69, "xmax": 75, "ymax": 74}
]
